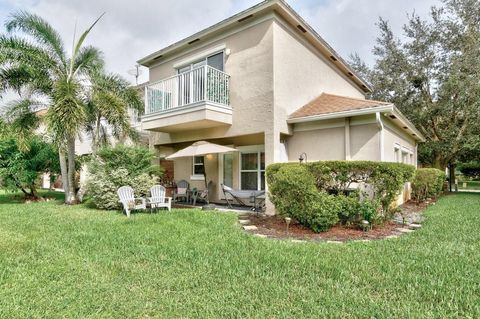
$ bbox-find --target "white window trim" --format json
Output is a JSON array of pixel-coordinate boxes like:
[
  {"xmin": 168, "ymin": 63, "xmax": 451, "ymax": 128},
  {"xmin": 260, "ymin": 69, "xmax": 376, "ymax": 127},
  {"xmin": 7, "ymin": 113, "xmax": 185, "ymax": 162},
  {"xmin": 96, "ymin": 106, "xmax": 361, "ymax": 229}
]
[
  {"xmin": 191, "ymin": 156, "xmax": 205, "ymax": 180},
  {"xmin": 218, "ymin": 146, "xmax": 235, "ymax": 199},
  {"xmin": 238, "ymin": 145, "xmax": 265, "ymax": 191},
  {"xmin": 173, "ymin": 44, "xmax": 226, "ymax": 69}
]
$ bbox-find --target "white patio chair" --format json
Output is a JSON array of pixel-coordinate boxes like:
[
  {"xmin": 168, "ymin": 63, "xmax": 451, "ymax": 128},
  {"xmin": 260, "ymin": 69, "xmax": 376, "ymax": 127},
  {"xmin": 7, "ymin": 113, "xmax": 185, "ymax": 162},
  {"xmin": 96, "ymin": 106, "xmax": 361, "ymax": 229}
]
[
  {"xmin": 117, "ymin": 186, "xmax": 146, "ymax": 217},
  {"xmin": 148, "ymin": 185, "xmax": 172, "ymax": 212}
]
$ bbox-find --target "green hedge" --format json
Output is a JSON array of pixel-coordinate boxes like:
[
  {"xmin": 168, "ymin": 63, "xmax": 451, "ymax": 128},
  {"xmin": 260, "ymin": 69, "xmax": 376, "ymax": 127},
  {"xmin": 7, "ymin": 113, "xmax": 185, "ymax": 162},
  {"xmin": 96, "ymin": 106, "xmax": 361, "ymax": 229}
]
[
  {"xmin": 266, "ymin": 161, "xmax": 415, "ymax": 232},
  {"xmin": 85, "ymin": 145, "xmax": 162, "ymax": 210},
  {"xmin": 411, "ymin": 168, "xmax": 445, "ymax": 202}
]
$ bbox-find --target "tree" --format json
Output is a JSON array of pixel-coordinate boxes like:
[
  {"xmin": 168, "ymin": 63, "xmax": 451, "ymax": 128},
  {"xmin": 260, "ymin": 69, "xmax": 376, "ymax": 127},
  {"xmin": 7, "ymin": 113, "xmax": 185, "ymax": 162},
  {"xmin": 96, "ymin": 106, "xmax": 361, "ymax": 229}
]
[
  {"xmin": 0, "ymin": 11, "xmax": 104, "ymax": 203},
  {"xmin": 85, "ymin": 71, "xmax": 143, "ymax": 155},
  {"xmin": 0, "ymin": 136, "xmax": 59, "ymax": 199},
  {"xmin": 349, "ymin": 0, "xmax": 480, "ymax": 170}
]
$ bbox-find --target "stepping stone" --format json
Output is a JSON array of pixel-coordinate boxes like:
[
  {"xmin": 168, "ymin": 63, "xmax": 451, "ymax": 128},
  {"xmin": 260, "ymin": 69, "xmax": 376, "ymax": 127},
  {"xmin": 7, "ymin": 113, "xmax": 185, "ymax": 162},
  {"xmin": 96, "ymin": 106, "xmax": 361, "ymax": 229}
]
[
  {"xmin": 243, "ymin": 225, "xmax": 258, "ymax": 231},
  {"xmin": 409, "ymin": 224, "xmax": 422, "ymax": 229},
  {"xmin": 385, "ymin": 235, "xmax": 399, "ymax": 239},
  {"xmin": 238, "ymin": 220, "xmax": 250, "ymax": 225},
  {"xmin": 254, "ymin": 234, "xmax": 267, "ymax": 238},
  {"xmin": 396, "ymin": 228, "xmax": 414, "ymax": 233},
  {"xmin": 326, "ymin": 240, "xmax": 343, "ymax": 244}
]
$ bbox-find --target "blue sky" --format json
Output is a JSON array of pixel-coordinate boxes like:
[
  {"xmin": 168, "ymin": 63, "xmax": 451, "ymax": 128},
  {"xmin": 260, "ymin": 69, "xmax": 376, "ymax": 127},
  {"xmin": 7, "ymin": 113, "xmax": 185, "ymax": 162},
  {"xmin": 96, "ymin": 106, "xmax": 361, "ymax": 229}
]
[{"xmin": 0, "ymin": 0, "xmax": 440, "ymax": 87}]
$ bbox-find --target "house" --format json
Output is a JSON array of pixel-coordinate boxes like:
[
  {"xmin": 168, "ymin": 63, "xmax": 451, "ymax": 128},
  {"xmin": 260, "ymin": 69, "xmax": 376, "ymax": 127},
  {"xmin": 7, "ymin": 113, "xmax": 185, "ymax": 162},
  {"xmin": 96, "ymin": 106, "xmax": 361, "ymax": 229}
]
[{"xmin": 137, "ymin": 0, "xmax": 425, "ymax": 211}]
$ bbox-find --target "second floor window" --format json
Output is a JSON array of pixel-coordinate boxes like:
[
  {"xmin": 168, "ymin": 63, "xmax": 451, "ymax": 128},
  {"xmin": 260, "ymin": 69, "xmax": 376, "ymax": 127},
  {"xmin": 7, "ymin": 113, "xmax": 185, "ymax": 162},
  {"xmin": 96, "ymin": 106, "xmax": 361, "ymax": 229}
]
[{"xmin": 177, "ymin": 51, "xmax": 224, "ymax": 74}]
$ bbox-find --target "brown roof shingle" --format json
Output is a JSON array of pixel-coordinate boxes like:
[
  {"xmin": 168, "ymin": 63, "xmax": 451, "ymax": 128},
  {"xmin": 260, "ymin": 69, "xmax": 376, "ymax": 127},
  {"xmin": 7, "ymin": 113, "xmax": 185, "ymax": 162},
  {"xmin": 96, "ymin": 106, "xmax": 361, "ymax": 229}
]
[{"xmin": 289, "ymin": 93, "xmax": 390, "ymax": 119}]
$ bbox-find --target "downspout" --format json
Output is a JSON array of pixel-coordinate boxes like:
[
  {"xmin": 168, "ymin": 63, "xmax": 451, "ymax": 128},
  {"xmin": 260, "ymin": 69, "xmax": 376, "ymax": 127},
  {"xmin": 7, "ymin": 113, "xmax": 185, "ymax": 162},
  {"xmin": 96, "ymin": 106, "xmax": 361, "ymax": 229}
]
[
  {"xmin": 345, "ymin": 117, "xmax": 351, "ymax": 160},
  {"xmin": 375, "ymin": 112, "xmax": 385, "ymax": 162}
]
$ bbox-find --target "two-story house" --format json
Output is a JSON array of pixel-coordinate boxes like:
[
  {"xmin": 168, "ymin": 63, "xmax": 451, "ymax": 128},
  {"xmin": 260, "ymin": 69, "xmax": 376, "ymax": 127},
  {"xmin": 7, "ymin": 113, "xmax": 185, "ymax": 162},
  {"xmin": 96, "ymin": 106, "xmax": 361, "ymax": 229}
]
[{"xmin": 138, "ymin": 0, "xmax": 424, "ymax": 207}]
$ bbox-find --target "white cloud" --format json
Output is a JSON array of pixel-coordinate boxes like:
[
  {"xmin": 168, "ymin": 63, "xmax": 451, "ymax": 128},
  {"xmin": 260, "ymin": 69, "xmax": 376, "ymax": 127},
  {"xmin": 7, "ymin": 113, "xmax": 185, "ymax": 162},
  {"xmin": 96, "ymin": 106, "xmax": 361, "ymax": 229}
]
[{"xmin": 0, "ymin": 0, "xmax": 441, "ymax": 87}]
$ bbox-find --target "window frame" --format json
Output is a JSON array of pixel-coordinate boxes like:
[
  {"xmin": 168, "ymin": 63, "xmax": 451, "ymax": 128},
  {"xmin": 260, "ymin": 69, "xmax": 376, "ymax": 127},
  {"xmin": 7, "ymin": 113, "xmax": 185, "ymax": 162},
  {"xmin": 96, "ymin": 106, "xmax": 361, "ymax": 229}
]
[
  {"xmin": 191, "ymin": 156, "xmax": 205, "ymax": 180},
  {"xmin": 239, "ymin": 150, "xmax": 265, "ymax": 191}
]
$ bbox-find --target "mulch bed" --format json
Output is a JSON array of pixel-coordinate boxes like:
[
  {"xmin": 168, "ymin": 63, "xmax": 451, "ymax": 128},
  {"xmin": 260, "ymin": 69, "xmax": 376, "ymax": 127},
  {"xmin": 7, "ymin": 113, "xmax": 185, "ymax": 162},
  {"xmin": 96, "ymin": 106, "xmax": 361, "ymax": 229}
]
[{"xmin": 246, "ymin": 199, "xmax": 432, "ymax": 241}]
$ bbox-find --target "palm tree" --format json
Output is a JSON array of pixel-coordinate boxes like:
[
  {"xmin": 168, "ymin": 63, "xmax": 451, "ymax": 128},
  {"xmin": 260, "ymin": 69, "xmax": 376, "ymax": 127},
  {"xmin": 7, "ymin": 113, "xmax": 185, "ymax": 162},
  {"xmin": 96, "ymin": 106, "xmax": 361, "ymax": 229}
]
[
  {"xmin": 85, "ymin": 70, "xmax": 143, "ymax": 155},
  {"xmin": 0, "ymin": 11, "xmax": 104, "ymax": 203}
]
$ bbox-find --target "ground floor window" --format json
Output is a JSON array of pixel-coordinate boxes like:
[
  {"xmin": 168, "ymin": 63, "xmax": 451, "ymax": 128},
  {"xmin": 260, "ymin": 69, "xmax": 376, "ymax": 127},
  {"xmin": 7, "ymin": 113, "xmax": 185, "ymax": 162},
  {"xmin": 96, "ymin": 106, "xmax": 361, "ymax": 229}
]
[
  {"xmin": 240, "ymin": 152, "xmax": 265, "ymax": 190},
  {"xmin": 192, "ymin": 156, "xmax": 205, "ymax": 177}
]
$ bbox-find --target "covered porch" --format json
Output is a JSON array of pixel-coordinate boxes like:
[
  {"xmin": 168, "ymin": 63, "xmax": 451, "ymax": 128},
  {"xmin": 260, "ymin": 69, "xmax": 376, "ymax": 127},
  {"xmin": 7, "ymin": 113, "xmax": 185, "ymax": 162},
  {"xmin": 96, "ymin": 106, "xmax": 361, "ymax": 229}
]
[{"xmin": 154, "ymin": 133, "xmax": 266, "ymax": 205}]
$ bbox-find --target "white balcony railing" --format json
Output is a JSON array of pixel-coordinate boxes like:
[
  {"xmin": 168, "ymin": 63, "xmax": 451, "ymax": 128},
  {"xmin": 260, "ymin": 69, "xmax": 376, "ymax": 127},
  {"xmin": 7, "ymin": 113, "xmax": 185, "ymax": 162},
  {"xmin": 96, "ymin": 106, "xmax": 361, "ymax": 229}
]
[{"xmin": 145, "ymin": 65, "xmax": 230, "ymax": 114}]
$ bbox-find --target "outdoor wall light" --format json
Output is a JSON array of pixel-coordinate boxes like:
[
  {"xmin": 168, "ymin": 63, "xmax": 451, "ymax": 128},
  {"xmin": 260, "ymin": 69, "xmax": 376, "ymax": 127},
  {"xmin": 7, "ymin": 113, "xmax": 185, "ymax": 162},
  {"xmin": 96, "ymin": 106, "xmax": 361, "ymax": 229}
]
[
  {"xmin": 285, "ymin": 217, "xmax": 292, "ymax": 235},
  {"xmin": 298, "ymin": 152, "xmax": 307, "ymax": 163},
  {"xmin": 205, "ymin": 154, "xmax": 214, "ymax": 160}
]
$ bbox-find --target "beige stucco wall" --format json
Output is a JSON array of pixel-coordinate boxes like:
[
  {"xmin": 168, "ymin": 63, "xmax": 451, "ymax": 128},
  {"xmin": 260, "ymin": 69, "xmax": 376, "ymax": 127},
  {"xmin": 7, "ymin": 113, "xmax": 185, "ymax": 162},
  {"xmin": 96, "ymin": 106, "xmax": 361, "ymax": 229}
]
[
  {"xmin": 287, "ymin": 126, "xmax": 345, "ymax": 161},
  {"xmin": 287, "ymin": 118, "xmax": 380, "ymax": 162},
  {"xmin": 272, "ymin": 18, "xmax": 365, "ymax": 139},
  {"xmin": 149, "ymin": 18, "xmax": 275, "ymax": 148},
  {"xmin": 383, "ymin": 118, "xmax": 417, "ymax": 164},
  {"xmin": 350, "ymin": 124, "xmax": 380, "ymax": 161}
]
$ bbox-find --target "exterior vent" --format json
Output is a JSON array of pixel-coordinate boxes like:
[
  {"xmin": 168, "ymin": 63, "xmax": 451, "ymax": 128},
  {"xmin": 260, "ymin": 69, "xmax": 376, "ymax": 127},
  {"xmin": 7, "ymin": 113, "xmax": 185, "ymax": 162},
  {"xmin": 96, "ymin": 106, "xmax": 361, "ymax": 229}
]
[
  {"xmin": 188, "ymin": 38, "xmax": 200, "ymax": 45},
  {"xmin": 297, "ymin": 25, "xmax": 307, "ymax": 33},
  {"xmin": 238, "ymin": 14, "xmax": 253, "ymax": 22},
  {"xmin": 330, "ymin": 55, "xmax": 338, "ymax": 61},
  {"xmin": 362, "ymin": 85, "xmax": 367, "ymax": 89},
  {"xmin": 403, "ymin": 126, "xmax": 408, "ymax": 129},
  {"xmin": 389, "ymin": 115, "xmax": 397, "ymax": 119},
  {"xmin": 348, "ymin": 72, "xmax": 353, "ymax": 76},
  {"xmin": 412, "ymin": 134, "xmax": 416, "ymax": 136}
]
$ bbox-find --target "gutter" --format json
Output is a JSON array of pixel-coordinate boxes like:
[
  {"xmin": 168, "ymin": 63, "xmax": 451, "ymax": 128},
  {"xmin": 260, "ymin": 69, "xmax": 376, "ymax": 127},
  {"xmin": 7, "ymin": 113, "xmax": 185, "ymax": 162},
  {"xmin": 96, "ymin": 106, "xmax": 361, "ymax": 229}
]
[
  {"xmin": 375, "ymin": 112, "xmax": 385, "ymax": 162},
  {"xmin": 287, "ymin": 105, "xmax": 394, "ymax": 124}
]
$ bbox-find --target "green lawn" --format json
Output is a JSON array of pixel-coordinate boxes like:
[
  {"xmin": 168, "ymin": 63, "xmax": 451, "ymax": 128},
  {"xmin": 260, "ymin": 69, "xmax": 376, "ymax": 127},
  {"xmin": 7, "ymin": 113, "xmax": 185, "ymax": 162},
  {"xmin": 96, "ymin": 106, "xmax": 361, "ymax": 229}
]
[{"xmin": 1, "ymin": 192, "xmax": 479, "ymax": 318}]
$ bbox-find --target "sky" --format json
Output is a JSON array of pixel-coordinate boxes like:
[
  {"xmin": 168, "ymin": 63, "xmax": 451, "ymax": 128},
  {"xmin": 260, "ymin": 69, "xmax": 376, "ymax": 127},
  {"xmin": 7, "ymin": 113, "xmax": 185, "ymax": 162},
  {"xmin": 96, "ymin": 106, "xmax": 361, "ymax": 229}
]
[{"xmin": 0, "ymin": 0, "xmax": 441, "ymax": 88}]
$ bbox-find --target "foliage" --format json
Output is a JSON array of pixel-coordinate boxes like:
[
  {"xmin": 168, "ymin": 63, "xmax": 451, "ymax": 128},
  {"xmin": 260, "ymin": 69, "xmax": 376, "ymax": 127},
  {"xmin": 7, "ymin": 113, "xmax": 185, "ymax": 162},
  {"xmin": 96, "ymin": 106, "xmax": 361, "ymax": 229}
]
[
  {"xmin": 85, "ymin": 168, "xmax": 157, "ymax": 210},
  {"xmin": 85, "ymin": 145, "xmax": 162, "ymax": 209},
  {"xmin": 266, "ymin": 164, "xmax": 339, "ymax": 232},
  {"xmin": 411, "ymin": 168, "xmax": 446, "ymax": 202},
  {"xmin": 85, "ymin": 71, "xmax": 143, "ymax": 154},
  {"xmin": 267, "ymin": 161, "xmax": 414, "ymax": 231},
  {"xmin": 1, "ymin": 191, "xmax": 480, "ymax": 317},
  {"xmin": 94, "ymin": 144, "xmax": 163, "ymax": 177},
  {"xmin": 0, "ymin": 137, "xmax": 58, "ymax": 198},
  {"xmin": 458, "ymin": 162, "xmax": 480, "ymax": 180},
  {"xmin": 305, "ymin": 161, "xmax": 415, "ymax": 218},
  {"xmin": 0, "ymin": 11, "xmax": 104, "ymax": 204},
  {"xmin": 349, "ymin": 0, "xmax": 480, "ymax": 169}
]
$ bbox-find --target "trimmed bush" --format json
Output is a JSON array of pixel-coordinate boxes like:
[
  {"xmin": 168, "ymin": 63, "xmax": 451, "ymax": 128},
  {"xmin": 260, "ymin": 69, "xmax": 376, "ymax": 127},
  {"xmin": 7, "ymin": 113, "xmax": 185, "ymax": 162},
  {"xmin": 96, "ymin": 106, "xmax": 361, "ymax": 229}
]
[
  {"xmin": 412, "ymin": 168, "xmax": 445, "ymax": 202},
  {"xmin": 266, "ymin": 161, "xmax": 416, "ymax": 231},
  {"xmin": 85, "ymin": 145, "xmax": 162, "ymax": 209},
  {"xmin": 267, "ymin": 164, "xmax": 339, "ymax": 232}
]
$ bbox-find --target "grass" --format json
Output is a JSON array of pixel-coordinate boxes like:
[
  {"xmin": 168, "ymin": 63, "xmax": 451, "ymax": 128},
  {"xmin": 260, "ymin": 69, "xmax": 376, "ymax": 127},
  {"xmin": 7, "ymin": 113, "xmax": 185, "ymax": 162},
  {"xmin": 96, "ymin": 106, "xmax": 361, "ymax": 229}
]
[{"xmin": 1, "ymin": 191, "xmax": 479, "ymax": 318}]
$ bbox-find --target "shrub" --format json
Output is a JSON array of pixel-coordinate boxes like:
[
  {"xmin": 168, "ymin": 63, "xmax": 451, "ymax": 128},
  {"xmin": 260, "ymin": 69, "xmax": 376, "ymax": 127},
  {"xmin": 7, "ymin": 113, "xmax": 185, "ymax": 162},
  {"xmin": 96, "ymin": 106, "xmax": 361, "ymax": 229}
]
[
  {"xmin": 267, "ymin": 164, "xmax": 339, "ymax": 232},
  {"xmin": 0, "ymin": 137, "xmax": 59, "ymax": 199},
  {"xmin": 458, "ymin": 162, "xmax": 480, "ymax": 180},
  {"xmin": 307, "ymin": 161, "xmax": 415, "ymax": 218},
  {"xmin": 412, "ymin": 168, "xmax": 445, "ymax": 202},
  {"xmin": 266, "ymin": 161, "xmax": 416, "ymax": 231},
  {"xmin": 85, "ymin": 145, "xmax": 162, "ymax": 209}
]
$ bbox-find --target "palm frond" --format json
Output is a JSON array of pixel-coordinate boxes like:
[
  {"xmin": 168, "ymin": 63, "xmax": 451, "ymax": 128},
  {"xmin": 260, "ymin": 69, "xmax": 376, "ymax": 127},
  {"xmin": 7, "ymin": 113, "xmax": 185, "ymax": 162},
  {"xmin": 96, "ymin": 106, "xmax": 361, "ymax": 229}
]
[
  {"xmin": 72, "ymin": 45, "xmax": 104, "ymax": 77},
  {"xmin": 5, "ymin": 11, "xmax": 67, "ymax": 68},
  {"xmin": 69, "ymin": 13, "xmax": 105, "ymax": 79}
]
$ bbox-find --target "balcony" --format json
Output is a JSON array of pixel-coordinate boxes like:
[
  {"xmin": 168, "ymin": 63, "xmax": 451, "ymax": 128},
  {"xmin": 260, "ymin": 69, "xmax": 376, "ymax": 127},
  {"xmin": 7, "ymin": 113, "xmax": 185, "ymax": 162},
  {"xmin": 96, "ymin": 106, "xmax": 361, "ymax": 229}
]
[{"xmin": 142, "ymin": 65, "xmax": 232, "ymax": 132}]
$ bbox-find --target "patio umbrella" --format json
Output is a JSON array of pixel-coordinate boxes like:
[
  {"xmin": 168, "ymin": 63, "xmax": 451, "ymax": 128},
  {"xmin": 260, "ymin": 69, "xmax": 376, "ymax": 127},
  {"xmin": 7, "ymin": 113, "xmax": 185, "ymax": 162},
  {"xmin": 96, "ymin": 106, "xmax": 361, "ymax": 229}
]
[{"xmin": 166, "ymin": 141, "xmax": 238, "ymax": 191}]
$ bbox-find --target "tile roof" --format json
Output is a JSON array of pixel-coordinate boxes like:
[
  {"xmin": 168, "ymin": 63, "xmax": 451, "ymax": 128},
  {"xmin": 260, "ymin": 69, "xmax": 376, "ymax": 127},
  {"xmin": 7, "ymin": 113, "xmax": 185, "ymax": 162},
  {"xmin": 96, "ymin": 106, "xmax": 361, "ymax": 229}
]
[{"xmin": 289, "ymin": 93, "xmax": 391, "ymax": 119}]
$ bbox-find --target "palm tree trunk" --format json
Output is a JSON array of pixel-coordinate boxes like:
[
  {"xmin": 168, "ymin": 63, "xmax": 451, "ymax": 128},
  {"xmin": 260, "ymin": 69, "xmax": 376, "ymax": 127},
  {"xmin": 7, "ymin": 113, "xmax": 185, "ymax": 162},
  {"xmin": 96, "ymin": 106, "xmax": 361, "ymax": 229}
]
[
  {"xmin": 59, "ymin": 150, "xmax": 69, "ymax": 203},
  {"xmin": 92, "ymin": 115, "xmax": 101, "ymax": 156},
  {"xmin": 66, "ymin": 136, "xmax": 77, "ymax": 204}
]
